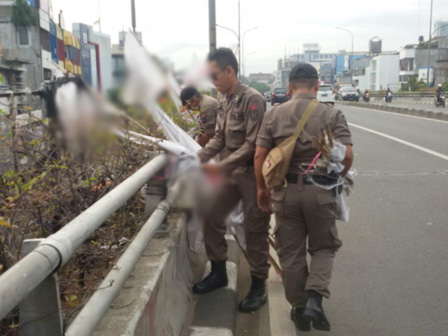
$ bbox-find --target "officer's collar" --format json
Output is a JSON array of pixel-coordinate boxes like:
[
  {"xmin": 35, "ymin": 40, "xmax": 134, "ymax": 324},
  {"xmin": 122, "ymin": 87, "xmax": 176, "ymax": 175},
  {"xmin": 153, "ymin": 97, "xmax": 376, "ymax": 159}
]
[
  {"xmin": 292, "ymin": 93, "xmax": 316, "ymax": 100},
  {"xmin": 226, "ymin": 82, "xmax": 245, "ymax": 104}
]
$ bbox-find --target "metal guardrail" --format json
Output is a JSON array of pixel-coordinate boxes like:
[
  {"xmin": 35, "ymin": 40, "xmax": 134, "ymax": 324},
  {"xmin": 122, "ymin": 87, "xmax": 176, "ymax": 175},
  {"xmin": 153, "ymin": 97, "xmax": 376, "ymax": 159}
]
[{"xmin": 0, "ymin": 153, "xmax": 171, "ymax": 335}]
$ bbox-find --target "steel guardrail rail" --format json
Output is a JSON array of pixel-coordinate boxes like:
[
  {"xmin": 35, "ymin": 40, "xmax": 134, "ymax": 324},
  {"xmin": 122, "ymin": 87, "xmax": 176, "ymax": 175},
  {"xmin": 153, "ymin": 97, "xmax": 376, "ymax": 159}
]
[
  {"xmin": 66, "ymin": 188, "xmax": 178, "ymax": 335},
  {"xmin": 0, "ymin": 153, "xmax": 168, "ymax": 320}
]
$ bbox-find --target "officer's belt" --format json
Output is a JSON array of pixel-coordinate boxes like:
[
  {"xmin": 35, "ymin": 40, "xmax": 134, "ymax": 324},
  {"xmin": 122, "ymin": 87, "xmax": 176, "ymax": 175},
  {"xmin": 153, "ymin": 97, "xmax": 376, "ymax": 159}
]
[{"xmin": 285, "ymin": 173, "xmax": 338, "ymax": 186}]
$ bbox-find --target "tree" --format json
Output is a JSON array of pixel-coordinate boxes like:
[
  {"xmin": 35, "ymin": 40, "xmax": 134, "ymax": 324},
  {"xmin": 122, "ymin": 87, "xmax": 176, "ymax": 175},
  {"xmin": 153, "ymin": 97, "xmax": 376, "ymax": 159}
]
[
  {"xmin": 248, "ymin": 81, "xmax": 270, "ymax": 94},
  {"xmin": 11, "ymin": 0, "xmax": 37, "ymax": 27}
]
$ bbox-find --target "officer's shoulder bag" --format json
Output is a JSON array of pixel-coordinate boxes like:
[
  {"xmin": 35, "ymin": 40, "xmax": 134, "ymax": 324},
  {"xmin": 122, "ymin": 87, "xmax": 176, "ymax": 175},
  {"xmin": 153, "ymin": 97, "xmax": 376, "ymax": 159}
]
[{"xmin": 262, "ymin": 99, "xmax": 318, "ymax": 191}]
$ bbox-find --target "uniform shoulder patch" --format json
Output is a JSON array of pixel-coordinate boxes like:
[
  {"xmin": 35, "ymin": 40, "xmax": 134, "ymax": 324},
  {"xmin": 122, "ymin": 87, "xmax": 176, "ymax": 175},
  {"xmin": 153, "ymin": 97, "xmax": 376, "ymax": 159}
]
[
  {"xmin": 250, "ymin": 103, "xmax": 260, "ymax": 120},
  {"xmin": 250, "ymin": 104, "xmax": 258, "ymax": 111}
]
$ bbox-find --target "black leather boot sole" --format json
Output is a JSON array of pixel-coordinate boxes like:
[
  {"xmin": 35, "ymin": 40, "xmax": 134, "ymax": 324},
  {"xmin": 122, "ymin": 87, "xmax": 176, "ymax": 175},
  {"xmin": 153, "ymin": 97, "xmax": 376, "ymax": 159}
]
[
  {"xmin": 302, "ymin": 308, "xmax": 331, "ymax": 331},
  {"xmin": 290, "ymin": 308, "xmax": 311, "ymax": 332},
  {"xmin": 192, "ymin": 275, "xmax": 228, "ymax": 294},
  {"xmin": 238, "ymin": 276, "xmax": 268, "ymax": 312},
  {"xmin": 238, "ymin": 294, "xmax": 267, "ymax": 313}
]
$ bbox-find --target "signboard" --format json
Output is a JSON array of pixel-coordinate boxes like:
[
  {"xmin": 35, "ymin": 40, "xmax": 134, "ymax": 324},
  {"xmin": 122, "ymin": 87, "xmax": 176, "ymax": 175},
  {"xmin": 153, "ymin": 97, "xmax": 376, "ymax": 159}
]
[
  {"xmin": 303, "ymin": 43, "xmax": 320, "ymax": 52},
  {"xmin": 418, "ymin": 67, "xmax": 434, "ymax": 84}
]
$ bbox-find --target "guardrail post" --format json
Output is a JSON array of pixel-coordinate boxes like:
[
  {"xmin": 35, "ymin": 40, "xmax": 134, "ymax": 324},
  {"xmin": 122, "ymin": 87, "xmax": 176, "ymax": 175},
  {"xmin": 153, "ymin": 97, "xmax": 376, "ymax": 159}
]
[
  {"xmin": 145, "ymin": 153, "xmax": 171, "ymax": 236},
  {"xmin": 19, "ymin": 239, "xmax": 63, "ymax": 336}
]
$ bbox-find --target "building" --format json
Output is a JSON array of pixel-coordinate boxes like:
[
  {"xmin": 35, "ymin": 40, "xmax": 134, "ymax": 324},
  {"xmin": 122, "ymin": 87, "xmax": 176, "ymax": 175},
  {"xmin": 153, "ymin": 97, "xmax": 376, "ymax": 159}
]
[
  {"xmin": 89, "ymin": 27, "xmax": 112, "ymax": 93},
  {"xmin": 334, "ymin": 51, "xmax": 369, "ymax": 82},
  {"xmin": 399, "ymin": 44, "xmax": 417, "ymax": 87},
  {"xmin": 0, "ymin": 0, "xmax": 43, "ymax": 91},
  {"xmin": 111, "ymin": 31, "xmax": 142, "ymax": 89},
  {"xmin": 353, "ymin": 52, "xmax": 400, "ymax": 91},
  {"xmin": 434, "ymin": 37, "xmax": 448, "ymax": 85},
  {"xmin": 73, "ymin": 23, "xmax": 95, "ymax": 87},
  {"xmin": 414, "ymin": 37, "xmax": 448, "ymax": 86},
  {"xmin": 247, "ymin": 73, "xmax": 274, "ymax": 84},
  {"xmin": 274, "ymin": 43, "xmax": 337, "ymax": 88},
  {"xmin": 73, "ymin": 23, "xmax": 111, "ymax": 92},
  {"xmin": 434, "ymin": 21, "xmax": 448, "ymax": 38},
  {"xmin": 351, "ymin": 57, "xmax": 371, "ymax": 90},
  {"xmin": 63, "ymin": 29, "xmax": 81, "ymax": 76},
  {"xmin": 370, "ymin": 52, "xmax": 400, "ymax": 91}
]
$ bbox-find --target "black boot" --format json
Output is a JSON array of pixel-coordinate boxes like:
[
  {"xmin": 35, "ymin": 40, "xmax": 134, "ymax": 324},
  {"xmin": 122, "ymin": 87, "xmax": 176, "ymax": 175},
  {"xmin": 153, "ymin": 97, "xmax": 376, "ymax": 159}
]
[
  {"xmin": 238, "ymin": 276, "xmax": 268, "ymax": 313},
  {"xmin": 193, "ymin": 261, "xmax": 228, "ymax": 294},
  {"xmin": 302, "ymin": 290, "xmax": 331, "ymax": 331},
  {"xmin": 291, "ymin": 307, "xmax": 311, "ymax": 332}
]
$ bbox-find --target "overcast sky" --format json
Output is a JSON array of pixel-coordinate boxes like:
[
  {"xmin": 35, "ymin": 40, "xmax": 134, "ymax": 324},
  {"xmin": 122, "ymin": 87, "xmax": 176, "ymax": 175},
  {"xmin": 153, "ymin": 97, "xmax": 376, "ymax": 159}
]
[{"xmin": 52, "ymin": 0, "xmax": 448, "ymax": 74}]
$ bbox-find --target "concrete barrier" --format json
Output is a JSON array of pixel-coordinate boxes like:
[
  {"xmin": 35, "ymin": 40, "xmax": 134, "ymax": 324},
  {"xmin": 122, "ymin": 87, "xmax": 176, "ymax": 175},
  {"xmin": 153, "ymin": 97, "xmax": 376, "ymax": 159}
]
[
  {"xmin": 94, "ymin": 214, "xmax": 208, "ymax": 336},
  {"xmin": 335, "ymin": 101, "xmax": 448, "ymax": 122}
]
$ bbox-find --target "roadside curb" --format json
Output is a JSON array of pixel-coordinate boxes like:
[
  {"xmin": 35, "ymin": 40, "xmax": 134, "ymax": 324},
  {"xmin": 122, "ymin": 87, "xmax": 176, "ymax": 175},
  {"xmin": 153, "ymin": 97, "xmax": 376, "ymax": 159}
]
[
  {"xmin": 336, "ymin": 101, "xmax": 448, "ymax": 121},
  {"xmin": 187, "ymin": 235, "xmax": 240, "ymax": 336}
]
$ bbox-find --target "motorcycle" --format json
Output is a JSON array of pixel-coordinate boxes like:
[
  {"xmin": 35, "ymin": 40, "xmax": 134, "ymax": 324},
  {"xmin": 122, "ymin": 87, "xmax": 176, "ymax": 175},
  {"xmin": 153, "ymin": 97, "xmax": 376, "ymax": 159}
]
[
  {"xmin": 363, "ymin": 93, "xmax": 370, "ymax": 103},
  {"xmin": 435, "ymin": 93, "xmax": 446, "ymax": 108},
  {"xmin": 385, "ymin": 92, "xmax": 393, "ymax": 103}
]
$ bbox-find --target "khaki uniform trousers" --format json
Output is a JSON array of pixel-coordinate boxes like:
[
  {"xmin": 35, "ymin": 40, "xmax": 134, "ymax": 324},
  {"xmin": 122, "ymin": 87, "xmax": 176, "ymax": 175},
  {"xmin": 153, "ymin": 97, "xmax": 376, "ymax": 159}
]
[
  {"xmin": 203, "ymin": 167, "xmax": 271, "ymax": 279},
  {"xmin": 272, "ymin": 177, "xmax": 342, "ymax": 308}
]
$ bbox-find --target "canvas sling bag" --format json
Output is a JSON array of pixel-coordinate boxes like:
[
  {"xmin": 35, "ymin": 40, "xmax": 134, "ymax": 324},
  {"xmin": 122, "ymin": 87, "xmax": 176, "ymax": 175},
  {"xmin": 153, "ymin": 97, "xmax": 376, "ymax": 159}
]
[{"xmin": 262, "ymin": 99, "xmax": 318, "ymax": 191}]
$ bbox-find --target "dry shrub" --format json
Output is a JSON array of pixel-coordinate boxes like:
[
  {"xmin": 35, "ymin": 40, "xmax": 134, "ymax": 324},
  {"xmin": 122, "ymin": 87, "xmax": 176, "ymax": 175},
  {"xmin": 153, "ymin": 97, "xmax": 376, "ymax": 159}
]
[{"xmin": 0, "ymin": 112, "xmax": 159, "ymax": 334}]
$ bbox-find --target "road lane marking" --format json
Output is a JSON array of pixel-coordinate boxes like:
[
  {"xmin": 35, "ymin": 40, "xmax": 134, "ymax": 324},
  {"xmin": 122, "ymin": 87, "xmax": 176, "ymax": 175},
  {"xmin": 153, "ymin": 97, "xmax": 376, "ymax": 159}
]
[
  {"xmin": 348, "ymin": 123, "xmax": 448, "ymax": 161},
  {"xmin": 341, "ymin": 105, "xmax": 448, "ymax": 124}
]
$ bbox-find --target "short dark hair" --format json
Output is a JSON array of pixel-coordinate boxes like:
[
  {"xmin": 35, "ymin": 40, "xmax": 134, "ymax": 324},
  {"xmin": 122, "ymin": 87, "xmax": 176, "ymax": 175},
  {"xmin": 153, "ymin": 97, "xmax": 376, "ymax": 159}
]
[
  {"xmin": 180, "ymin": 86, "xmax": 200, "ymax": 106},
  {"xmin": 289, "ymin": 78, "xmax": 318, "ymax": 90},
  {"xmin": 207, "ymin": 48, "xmax": 239, "ymax": 76}
]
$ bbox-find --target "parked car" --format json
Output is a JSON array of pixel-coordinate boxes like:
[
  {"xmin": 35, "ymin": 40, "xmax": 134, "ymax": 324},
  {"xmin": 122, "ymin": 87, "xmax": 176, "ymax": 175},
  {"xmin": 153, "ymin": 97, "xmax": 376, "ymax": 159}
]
[
  {"xmin": 338, "ymin": 87, "xmax": 359, "ymax": 102},
  {"xmin": 271, "ymin": 88, "xmax": 288, "ymax": 105},
  {"xmin": 317, "ymin": 85, "xmax": 335, "ymax": 105}
]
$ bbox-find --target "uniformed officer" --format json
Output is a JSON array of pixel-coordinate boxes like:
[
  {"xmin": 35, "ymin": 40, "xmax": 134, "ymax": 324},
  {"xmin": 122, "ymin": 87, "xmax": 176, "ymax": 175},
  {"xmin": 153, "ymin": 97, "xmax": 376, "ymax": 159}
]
[
  {"xmin": 180, "ymin": 86, "xmax": 218, "ymax": 147},
  {"xmin": 193, "ymin": 48, "xmax": 271, "ymax": 313},
  {"xmin": 254, "ymin": 63, "xmax": 354, "ymax": 331}
]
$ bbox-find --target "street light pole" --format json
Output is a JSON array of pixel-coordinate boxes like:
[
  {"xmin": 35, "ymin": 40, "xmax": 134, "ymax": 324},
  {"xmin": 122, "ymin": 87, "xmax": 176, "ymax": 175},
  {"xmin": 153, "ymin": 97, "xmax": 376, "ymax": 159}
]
[
  {"xmin": 426, "ymin": 0, "xmax": 433, "ymax": 92},
  {"xmin": 336, "ymin": 27, "xmax": 354, "ymax": 84},
  {"xmin": 238, "ymin": 0, "xmax": 241, "ymax": 79},
  {"xmin": 242, "ymin": 26, "xmax": 257, "ymax": 78},
  {"xmin": 209, "ymin": 0, "xmax": 217, "ymax": 52},
  {"xmin": 131, "ymin": 0, "xmax": 136, "ymax": 33},
  {"xmin": 244, "ymin": 52, "xmax": 256, "ymax": 78}
]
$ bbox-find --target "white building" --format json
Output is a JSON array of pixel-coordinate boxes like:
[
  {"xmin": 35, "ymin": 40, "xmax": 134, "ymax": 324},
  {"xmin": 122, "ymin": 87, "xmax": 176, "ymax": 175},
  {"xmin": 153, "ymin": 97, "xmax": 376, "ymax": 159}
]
[
  {"xmin": 353, "ymin": 52, "xmax": 400, "ymax": 91},
  {"xmin": 399, "ymin": 45, "xmax": 417, "ymax": 87}
]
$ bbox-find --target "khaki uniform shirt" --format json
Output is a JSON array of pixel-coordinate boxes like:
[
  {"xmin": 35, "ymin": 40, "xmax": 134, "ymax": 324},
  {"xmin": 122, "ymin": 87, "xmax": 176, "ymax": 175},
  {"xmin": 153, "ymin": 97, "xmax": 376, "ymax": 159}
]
[
  {"xmin": 198, "ymin": 83, "xmax": 266, "ymax": 172},
  {"xmin": 199, "ymin": 95, "xmax": 218, "ymax": 136},
  {"xmin": 256, "ymin": 93, "xmax": 352, "ymax": 172}
]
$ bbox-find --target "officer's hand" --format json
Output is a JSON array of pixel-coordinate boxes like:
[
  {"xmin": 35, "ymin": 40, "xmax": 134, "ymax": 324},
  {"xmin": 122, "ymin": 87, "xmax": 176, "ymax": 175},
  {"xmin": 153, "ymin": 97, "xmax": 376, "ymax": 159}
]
[
  {"xmin": 202, "ymin": 163, "xmax": 221, "ymax": 177},
  {"xmin": 257, "ymin": 188, "xmax": 272, "ymax": 213}
]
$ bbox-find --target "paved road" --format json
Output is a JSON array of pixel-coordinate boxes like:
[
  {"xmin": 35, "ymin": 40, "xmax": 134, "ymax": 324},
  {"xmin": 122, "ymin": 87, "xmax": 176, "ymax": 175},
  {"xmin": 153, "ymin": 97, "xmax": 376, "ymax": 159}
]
[
  {"xmin": 238, "ymin": 103, "xmax": 448, "ymax": 335},
  {"xmin": 322, "ymin": 105, "xmax": 448, "ymax": 336}
]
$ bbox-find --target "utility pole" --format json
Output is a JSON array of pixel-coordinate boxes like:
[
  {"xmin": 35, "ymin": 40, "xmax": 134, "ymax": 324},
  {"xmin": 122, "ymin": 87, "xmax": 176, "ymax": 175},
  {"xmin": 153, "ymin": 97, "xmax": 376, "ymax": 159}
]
[
  {"xmin": 209, "ymin": 0, "xmax": 216, "ymax": 52},
  {"xmin": 426, "ymin": 0, "xmax": 433, "ymax": 92},
  {"xmin": 238, "ymin": 0, "xmax": 241, "ymax": 79},
  {"xmin": 131, "ymin": 0, "xmax": 136, "ymax": 33}
]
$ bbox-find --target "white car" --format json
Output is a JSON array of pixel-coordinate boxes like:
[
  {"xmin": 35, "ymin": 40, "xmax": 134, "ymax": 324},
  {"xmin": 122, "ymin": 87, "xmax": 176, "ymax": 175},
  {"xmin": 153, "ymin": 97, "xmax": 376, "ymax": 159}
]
[{"xmin": 317, "ymin": 85, "xmax": 335, "ymax": 105}]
